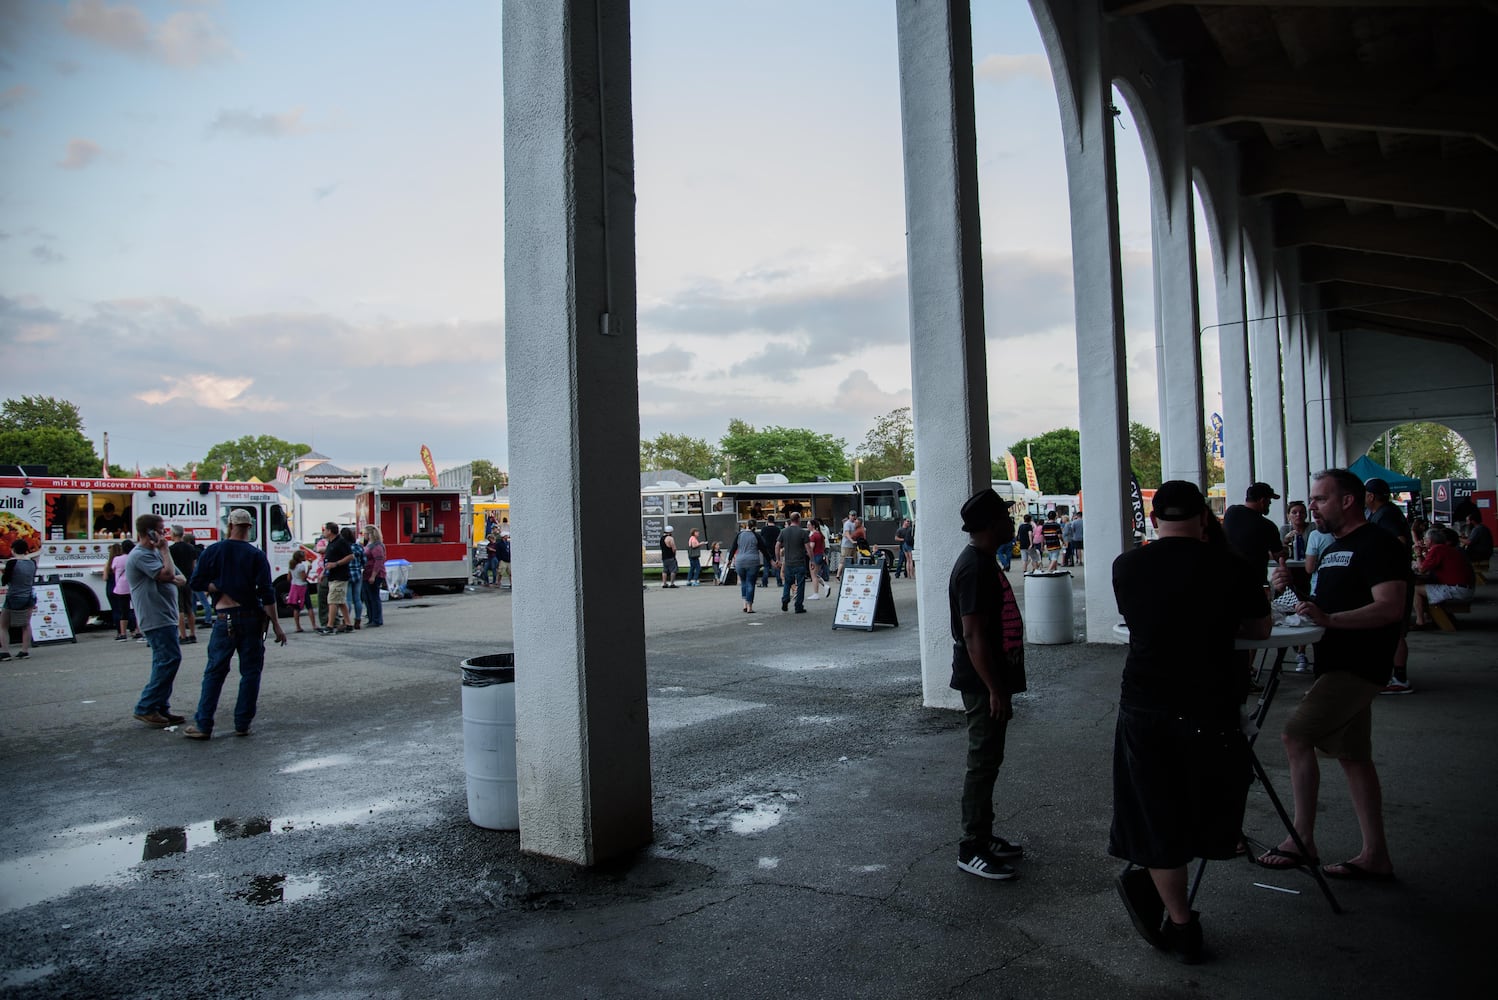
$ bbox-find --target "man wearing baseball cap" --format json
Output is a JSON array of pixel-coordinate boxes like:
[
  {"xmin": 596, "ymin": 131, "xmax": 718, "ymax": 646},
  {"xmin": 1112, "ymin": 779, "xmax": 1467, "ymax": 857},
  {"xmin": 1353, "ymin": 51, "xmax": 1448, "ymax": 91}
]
[
  {"xmin": 1222, "ymin": 481, "xmax": 1286, "ymax": 572},
  {"xmin": 949, "ymin": 488, "xmax": 1027, "ymax": 882},
  {"xmin": 1109, "ymin": 481, "xmax": 1270, "ymax": 962}
]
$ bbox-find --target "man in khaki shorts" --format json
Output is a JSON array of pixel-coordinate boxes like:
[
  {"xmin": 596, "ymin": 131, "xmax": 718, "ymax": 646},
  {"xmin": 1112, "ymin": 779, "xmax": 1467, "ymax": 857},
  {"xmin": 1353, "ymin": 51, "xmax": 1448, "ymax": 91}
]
[{"xmin": 1258, "ymin": 468, "xmax": 1408, "ymax": 882}]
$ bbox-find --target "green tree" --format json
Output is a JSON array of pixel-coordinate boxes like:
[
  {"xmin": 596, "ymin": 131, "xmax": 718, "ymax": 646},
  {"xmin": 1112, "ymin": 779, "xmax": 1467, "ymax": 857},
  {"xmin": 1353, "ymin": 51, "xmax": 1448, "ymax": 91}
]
[
  {"xmin": 0, "ymin": 426, "xmax": 103, "ymax": 476},
  {"xmin": 1005, "ymin": 428, "xmax": 1081, "ymax": 494},
  {"xmin": 201, "ymin": 435, "xmax": 310, "ymax": 483},
  {"xmin": 640, "ymin": 433, "xmax": 720, "ymax": 481},
  {"xmin": 1, "ymin": 395, "xmax": 85, "ymax": 434},
  {"xmin": 470, "ymin": 459, "xmax": 509, "ymax": 494},
  {"xmin": 0, "ymin": 395, "xmax": 103, "ymax": 475},
  {"xmin": 1370, "ymin": 422, "xmax": 1474, "ymax": 495},
  {"xmin": 855, "ymin": 407, "xmax": 915, "ymax": 481},
  {"xmin": 719, "ymin": 419, "xmax": 851, "ymax": 483},
  {"xmin": 1128, "ymin": 421, "xmax": 1162, "ymax": 490}
]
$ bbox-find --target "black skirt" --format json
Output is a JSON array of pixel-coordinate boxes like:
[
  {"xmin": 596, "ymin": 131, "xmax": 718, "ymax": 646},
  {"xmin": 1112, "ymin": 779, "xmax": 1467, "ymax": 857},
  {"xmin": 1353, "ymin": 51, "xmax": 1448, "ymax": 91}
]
[{"xmin": 1109, "ymin": 705, "xmax": 1251, "ymax": 869}]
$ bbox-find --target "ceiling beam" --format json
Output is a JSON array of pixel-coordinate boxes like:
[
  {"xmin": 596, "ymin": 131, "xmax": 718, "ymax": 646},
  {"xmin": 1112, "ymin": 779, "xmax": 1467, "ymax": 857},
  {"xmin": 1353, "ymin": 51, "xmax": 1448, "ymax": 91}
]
[
  {"xmin": 1242, "ymin": 146, "xmax": 1498, "ymax": 227},
  {"xmin": 1329, "ymin": 310, "xmax": 1496, "ymax": 363},
  {"xmin": 1186, "ymin": 71, "xmax": 1498, "ymax": 152},
  {"xmin": 1319, "ymin": 282, "xmax": 1498, "ymax": 346},
  {"xmin": 1273, "ymin": 206, "xmax": 1498, "ymax": 285},
  {"xmin": 1107, "ymin": 0, "xmax": 1490, "ymax": 13},
  {"xmin": 1298, "ymin": 248, "xmax": 1498, "ymax": 319}
]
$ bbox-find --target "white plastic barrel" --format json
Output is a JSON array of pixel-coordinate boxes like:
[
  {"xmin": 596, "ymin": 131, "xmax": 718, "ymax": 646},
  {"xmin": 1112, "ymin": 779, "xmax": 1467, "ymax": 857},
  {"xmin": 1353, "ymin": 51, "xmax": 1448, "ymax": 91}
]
[
  {"xmin": 461, "ymin": 653, "xmax": 518, "ymax": 830},
  {"xmin": 1024, "ymin": 571, "xmax": 1074, "ymax": 644}
]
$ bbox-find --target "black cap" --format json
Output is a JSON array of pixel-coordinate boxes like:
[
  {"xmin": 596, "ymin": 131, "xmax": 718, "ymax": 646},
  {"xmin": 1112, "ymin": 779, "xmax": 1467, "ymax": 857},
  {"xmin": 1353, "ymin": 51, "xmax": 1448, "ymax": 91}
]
[
  {"xmin": 1246, "ymin": 481, "xmax": 1280, "ymax": 502},
  {"xmin": 960, "ymin": 488, "xmax": 1012, "ymax": 533},
  {"xmin": 1153, "ymin": 480, "xmax": 1207, "ymax": 521},
  {"xmin": 1364, "ymin": 477, "xmax": 1391, "ymax": 499}
]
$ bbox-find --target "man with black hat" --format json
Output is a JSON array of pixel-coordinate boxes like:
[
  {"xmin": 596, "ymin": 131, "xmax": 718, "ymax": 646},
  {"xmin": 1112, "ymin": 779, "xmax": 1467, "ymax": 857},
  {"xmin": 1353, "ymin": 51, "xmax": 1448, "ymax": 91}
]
[
  {"xmin": 1110, "ymin": 481, "xmax": 1271, "ymax": 963},
  {"xmin": 949, "ymin": 488, "xmax": 1027, "ymax": 881},
  {"xmin": 1222, "ymin": 482, "xmax": 1286, "ymax": 571}
]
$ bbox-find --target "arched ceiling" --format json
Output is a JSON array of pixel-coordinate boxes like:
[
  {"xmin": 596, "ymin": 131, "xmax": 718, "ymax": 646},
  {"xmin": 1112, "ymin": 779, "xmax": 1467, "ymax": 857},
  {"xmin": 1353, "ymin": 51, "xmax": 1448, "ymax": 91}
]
[{"xmin": 1107, "ymin": 1, "xmax": 1498, "ymax": 360}]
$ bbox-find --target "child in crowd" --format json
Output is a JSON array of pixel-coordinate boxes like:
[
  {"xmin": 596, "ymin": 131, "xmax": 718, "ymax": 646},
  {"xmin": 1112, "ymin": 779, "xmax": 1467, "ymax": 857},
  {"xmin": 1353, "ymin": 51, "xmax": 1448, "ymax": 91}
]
[
  {"xmin": 710, "ymin": 542, "xmax": 723, "ymax": 584},
  {"xmin": 287, "ymin": 549, "xmax": 313, "ymax": 633}
]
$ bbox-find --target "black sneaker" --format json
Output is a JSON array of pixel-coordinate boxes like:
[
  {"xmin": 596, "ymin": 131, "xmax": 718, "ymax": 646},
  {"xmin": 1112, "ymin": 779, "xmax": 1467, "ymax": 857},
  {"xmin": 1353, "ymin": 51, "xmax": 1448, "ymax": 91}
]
[
  {"xmin": 1161, "ymin": 911, "xmax": 1204, "ymax": 964},
  {"xmin": 957, "ymin": 845, "xmax": 1017, "ymax": 880},
  {"xmin": 0, "ymin": 652, "xmax": 10, "ymax": 661},
  {"xmin": 12, "ymin": 651, "xmax": 26, "ymax": 659},
  {"xmin": 985, "ymin": 835, "xmax": 1024, "ymax": 860},
  {"xmin": 782, "ymin": 599, "xmax": 789, "ymax": 611}
]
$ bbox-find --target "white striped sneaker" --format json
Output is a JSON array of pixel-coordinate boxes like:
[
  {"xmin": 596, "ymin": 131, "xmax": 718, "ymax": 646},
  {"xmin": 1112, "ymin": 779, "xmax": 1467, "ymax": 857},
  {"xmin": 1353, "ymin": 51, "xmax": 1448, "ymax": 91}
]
[{"xmin": 957, "ymin": 846, "xmax": 1017, "ymax": 880}]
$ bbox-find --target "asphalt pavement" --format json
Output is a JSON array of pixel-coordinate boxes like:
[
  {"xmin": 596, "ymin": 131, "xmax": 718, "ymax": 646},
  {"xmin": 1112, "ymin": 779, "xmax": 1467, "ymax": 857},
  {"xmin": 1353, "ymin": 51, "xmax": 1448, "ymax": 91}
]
[{"xmin": 0, "ymin": 568, "xmax": 1494, "ymax": 999}]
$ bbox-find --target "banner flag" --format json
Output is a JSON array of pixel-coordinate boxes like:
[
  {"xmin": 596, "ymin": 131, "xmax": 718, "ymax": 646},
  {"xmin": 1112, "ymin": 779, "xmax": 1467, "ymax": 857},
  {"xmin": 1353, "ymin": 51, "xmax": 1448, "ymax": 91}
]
[
  {"xmin": 1023, "ymin": 455, "xmax": 1039, "ymax": 492},
  {"xmin": 420, "ymin": 445, "xmax": 438, "ymax": 488},
  {"xmin": 1003, "ymin": 452, "xmax": 1019, "ymax": 483},
  {"xmin": 1128, "ymin": 473, "xmax": 1147, "ymax": 538}
]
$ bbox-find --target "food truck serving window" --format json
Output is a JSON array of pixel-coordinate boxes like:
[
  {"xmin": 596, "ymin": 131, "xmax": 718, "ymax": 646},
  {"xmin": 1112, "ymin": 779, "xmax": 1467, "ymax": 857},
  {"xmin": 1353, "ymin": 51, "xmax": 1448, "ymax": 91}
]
[
  {"xmin": 45, "ymin": 493, "xmax": 88, "ymax": 540},
  {"xmin": 91, "ymin": 493, "xmax": 133, "ymax": 538}
]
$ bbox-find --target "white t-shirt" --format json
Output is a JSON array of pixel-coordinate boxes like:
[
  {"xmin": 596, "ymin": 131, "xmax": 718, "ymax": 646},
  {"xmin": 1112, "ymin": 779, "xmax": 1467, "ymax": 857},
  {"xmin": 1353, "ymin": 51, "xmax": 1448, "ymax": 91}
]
[{"xmin": 840, "ymin": 519, "xmax": 857, "ymax": 548}]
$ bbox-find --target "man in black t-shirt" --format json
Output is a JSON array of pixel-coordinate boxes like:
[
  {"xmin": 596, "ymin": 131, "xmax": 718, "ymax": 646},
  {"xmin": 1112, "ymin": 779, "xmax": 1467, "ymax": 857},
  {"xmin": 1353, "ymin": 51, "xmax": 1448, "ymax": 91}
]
[
  {"xmin": 1222, "ymin": 482, "xmax": 1285, "ymax": 574},
  {"xmin": 1111, "ymin": 481, "xmax": 1270, "ymax": 961},
  {"xmin": 1260, "ymin": 469, "xmax": 1406, "ymax": 882},
  {"xmin": 949, "ymin": 489, "xmax": 1026, "ymax": 883},
  {"xmin": 320, "ymin": 522, "xmax": 354, "ymax": 633},
  {"xmin": 168, "ymin": 526, "xmax": 200, "ymax": 644},
  {"xmin": 757, "ymin": 518, "xmax": 781, "ymax": 588},
  {"xmin": 775, "ymin": 512, "xmax": 811, "ymax": 612}
]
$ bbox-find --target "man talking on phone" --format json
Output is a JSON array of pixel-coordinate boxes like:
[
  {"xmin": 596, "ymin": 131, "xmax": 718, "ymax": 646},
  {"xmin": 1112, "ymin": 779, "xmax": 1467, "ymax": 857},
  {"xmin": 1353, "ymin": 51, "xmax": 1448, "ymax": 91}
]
[
  {"xmin": 182, "ymin": 508, "xmax": 288, "ymax": 740},
  {"xmin": 126, "ymin": 513, "xmax": 187, "ymax": 728}
]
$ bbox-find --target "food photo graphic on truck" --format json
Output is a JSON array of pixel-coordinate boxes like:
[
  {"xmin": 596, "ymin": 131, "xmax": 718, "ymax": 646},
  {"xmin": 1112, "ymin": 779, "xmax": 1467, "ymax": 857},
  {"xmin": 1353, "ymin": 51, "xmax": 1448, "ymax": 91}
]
[{"xmin": 0, "ymin": 476, "xmax": 298, "ymax": 632}]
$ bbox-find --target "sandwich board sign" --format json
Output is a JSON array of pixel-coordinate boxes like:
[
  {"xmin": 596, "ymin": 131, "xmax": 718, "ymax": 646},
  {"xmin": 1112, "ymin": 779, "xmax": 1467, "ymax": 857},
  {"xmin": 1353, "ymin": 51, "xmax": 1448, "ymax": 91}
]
[{"xmin": 832, "ymin": 563, "xmax": 898, "ymax": 631}]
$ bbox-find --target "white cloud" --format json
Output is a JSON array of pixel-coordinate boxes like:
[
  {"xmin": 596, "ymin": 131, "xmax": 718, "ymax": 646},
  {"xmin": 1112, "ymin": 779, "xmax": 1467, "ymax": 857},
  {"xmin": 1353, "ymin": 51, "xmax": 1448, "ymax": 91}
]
[
  {"xmin": 63, "ymin": 0, "xmax": 232, "ymax": 68},
  {"xmin": 832, "ymin": 371, "xmax": 910, "ymax": 414},
  {"xmin": 208, "ymin": 107, "xmax": 312, "ymax": 139},
  {"xmin": 136, "ymin": 373, "xmax": 269, "ymax": 411},
  {"xmin": 976, "ymin": 54, "xmax": 1052, "ymax": 86},
  {"xmin": 57, "ymin": 137, "xmax": 101, "ymax": 169}
]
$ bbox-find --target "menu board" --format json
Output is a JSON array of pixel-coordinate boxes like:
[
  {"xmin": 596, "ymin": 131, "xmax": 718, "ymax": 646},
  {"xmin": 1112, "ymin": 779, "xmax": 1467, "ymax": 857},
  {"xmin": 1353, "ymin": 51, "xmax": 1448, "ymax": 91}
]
[
  {"xmin": 832, "ymin": 564, "xmax": 899, "ymax": 631},
  {"xmin": 28, "ymin": 585, "xmax": 76, "ymax": 645}
]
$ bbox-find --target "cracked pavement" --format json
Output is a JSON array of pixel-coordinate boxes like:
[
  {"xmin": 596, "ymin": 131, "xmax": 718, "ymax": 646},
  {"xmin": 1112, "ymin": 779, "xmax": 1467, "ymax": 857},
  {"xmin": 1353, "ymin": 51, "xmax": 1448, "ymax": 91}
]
[{"xmin": 1, "ymin": 570, "xmax": 1492, "ymax": 998}]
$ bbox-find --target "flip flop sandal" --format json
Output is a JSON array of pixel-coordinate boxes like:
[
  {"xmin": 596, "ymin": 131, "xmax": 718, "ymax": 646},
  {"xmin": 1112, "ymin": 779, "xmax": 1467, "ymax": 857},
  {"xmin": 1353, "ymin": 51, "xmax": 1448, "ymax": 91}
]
[
  {"xmin": 1255, "ymin": 847, "xmax": 1313, "ymax": 870},
  {"xmin": 1322, "ymin": 861, "xmax": 1395, "ymax": 882}
]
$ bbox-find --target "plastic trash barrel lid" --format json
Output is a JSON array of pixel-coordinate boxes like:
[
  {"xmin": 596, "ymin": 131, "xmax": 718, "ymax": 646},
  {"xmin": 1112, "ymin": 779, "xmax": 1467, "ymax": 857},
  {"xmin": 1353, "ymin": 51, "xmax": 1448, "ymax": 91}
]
[{"xmin": 461, "ymin": 652, "xmax": 515, "ymax": 686}]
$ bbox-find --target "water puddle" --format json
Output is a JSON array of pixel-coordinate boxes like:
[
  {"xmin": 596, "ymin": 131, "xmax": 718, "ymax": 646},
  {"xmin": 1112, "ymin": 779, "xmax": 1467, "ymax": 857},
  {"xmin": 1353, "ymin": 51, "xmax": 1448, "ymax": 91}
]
[
  {"xmin": 725, "ymin": 792, "xmax": 799, "ymax": 835},
  {"xmin": 757, "ymin": 857, "xmax": 780, "ymax": 870},
  {"xmin": 234, "ymin": 874, "xmax": 324, "ymax": 906},
  {"xmin": 278, "ymin": 754, "xmax": 359, "ymax": 775},
  {"xmin": 0, "ymin": 964, "xmax": 56, "ymax": 988},
  {"xmin": 0, "ymin": 800, "xmax": 401, "ymax": 914}
]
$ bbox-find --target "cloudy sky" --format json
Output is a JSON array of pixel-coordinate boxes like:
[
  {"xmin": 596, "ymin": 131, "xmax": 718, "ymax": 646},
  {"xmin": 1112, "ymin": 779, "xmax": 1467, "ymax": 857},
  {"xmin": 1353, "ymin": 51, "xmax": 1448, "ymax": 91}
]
[{"xmin": 0, "ymin": 1, "xmax": 1221, "ymax": 477}]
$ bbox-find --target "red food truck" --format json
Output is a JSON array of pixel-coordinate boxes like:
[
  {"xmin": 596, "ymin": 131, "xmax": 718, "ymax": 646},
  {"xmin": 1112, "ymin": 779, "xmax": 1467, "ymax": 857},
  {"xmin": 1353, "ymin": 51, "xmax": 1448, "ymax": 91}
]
[{"xmin": 354, "ymin": 483, "xmax": 470, "ymax": 590}]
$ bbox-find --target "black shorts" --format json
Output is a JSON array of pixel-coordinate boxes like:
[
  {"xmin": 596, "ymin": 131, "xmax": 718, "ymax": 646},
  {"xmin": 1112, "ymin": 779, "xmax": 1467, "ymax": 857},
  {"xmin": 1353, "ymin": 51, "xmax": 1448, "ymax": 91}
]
[{"xmin": 177, "ymin": 582, "xmax": 194, "ymax": 615}]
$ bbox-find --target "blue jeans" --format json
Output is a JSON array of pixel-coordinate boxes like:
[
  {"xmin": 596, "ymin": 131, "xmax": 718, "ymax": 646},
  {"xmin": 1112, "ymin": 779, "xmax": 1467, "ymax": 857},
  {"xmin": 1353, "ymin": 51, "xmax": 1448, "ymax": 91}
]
[
  {"xmin": 348, "ymin": 573, "xmax": 365, "ymax": 623},
  {"xmin": 195, "ymin": 611, "xmax": 266, "ymax": 735},
  {"xmin": 738, "ymin": 563, "xmax": 759, "ymax": 605},
  {"xmin": 134, "ymin": 626, "xmax": 182, "ymax": 716},
  {"xmin": 688, "ymin": 557, "xmax": 701, "ymax": 584},
  {"xmin": 364, "ymin": 579, "xmax": 384, "ymax": 625},
  {"xmin": 195, "ymin": 591, "xmax": 213, "ymax": 621},
  {"xmin": 997, "ymin": 544, "xmax": 1012, "ymax": 571},
  {"xmin": 780, "ymin": 564, "xmax": 808, "ymax": 611}
]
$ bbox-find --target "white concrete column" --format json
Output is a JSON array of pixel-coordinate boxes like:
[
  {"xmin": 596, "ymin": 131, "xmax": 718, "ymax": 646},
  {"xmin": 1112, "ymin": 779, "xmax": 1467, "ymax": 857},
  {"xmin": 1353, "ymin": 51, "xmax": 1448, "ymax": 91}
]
[
  {"xmin": 1245, "ymin": 212, "xmax": 1286, "ymax": 523},
  {"xmin": 1034, "ymin": 0, "xmax": 1131, "ymax": 642},
  {"xmin": 1323, "ymin": 329, "xmax": 1349, "ymax": 466},
  {"xmin": 1305, "ymin": 320, "xmax": 1328, "ymax": 474},
  {"xmin": 1189, "ymin": 138, "xmax": 1253, "ymax": 498},
  {"xmin": 1280, "ymin": 255, "xmax": 1311, "ymax": 503},
  {"xmin": 1451, "ymin": 419, "xmax": 1498, "ymax": 494},
  {"xmin": 502, "ymin": 0, "xmax": 652, "ymax": 865},
  {"xmin": 896, "ymin": 0, "xmax": 992, "ymax": 709}
]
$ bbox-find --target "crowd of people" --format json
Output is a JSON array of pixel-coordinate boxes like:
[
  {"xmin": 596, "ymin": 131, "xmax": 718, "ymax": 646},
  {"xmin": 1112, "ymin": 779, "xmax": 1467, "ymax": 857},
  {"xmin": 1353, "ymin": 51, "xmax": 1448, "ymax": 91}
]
[{"xmin": 949, "ymin": 470, "xmax": 1491, "ymax": 966}]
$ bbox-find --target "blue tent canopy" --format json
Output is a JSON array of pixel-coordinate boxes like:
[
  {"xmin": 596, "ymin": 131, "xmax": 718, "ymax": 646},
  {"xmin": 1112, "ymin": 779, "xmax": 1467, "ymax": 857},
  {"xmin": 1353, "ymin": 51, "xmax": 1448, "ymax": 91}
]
[{"xmin": 1348, "ymin": 455, "xmax": 1421, "ymax": 494}]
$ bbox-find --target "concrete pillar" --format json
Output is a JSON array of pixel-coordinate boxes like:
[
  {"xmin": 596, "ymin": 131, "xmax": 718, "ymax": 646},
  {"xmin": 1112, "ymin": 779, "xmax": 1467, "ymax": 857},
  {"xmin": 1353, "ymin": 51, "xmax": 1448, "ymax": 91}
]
[
  {"xmin": 1189, "ymin": 140, "xmax": 1253, "ymax": 498},
  {"xmin": 1280, "ymin": 255, "xmax": 1311, "ymax": 503},
  {"xmin": 502, "ymin": 0, "xmax": 652, "ymax": 865},
  {"xmin": 896, "ymin": 0, "xmax": 992, "ymax": 709},
  {"xmin": 1034, "ymin": 0, "xmax": 1131, "ymax": 642},
  {"xmin": 1305, "ymin": 318, "xmax": 1328, "ymax": 474},
  {"xmin": 1133, "ymin": 71, "xmax": 1204, "ymax": 486},
  {"xmin": 1324, "ymin": 330, "xmax": 1349, "ymax": 466},
  {"xmin": 1245, "ymin": 212, "xmax": 1286, "ymax": 523}
]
